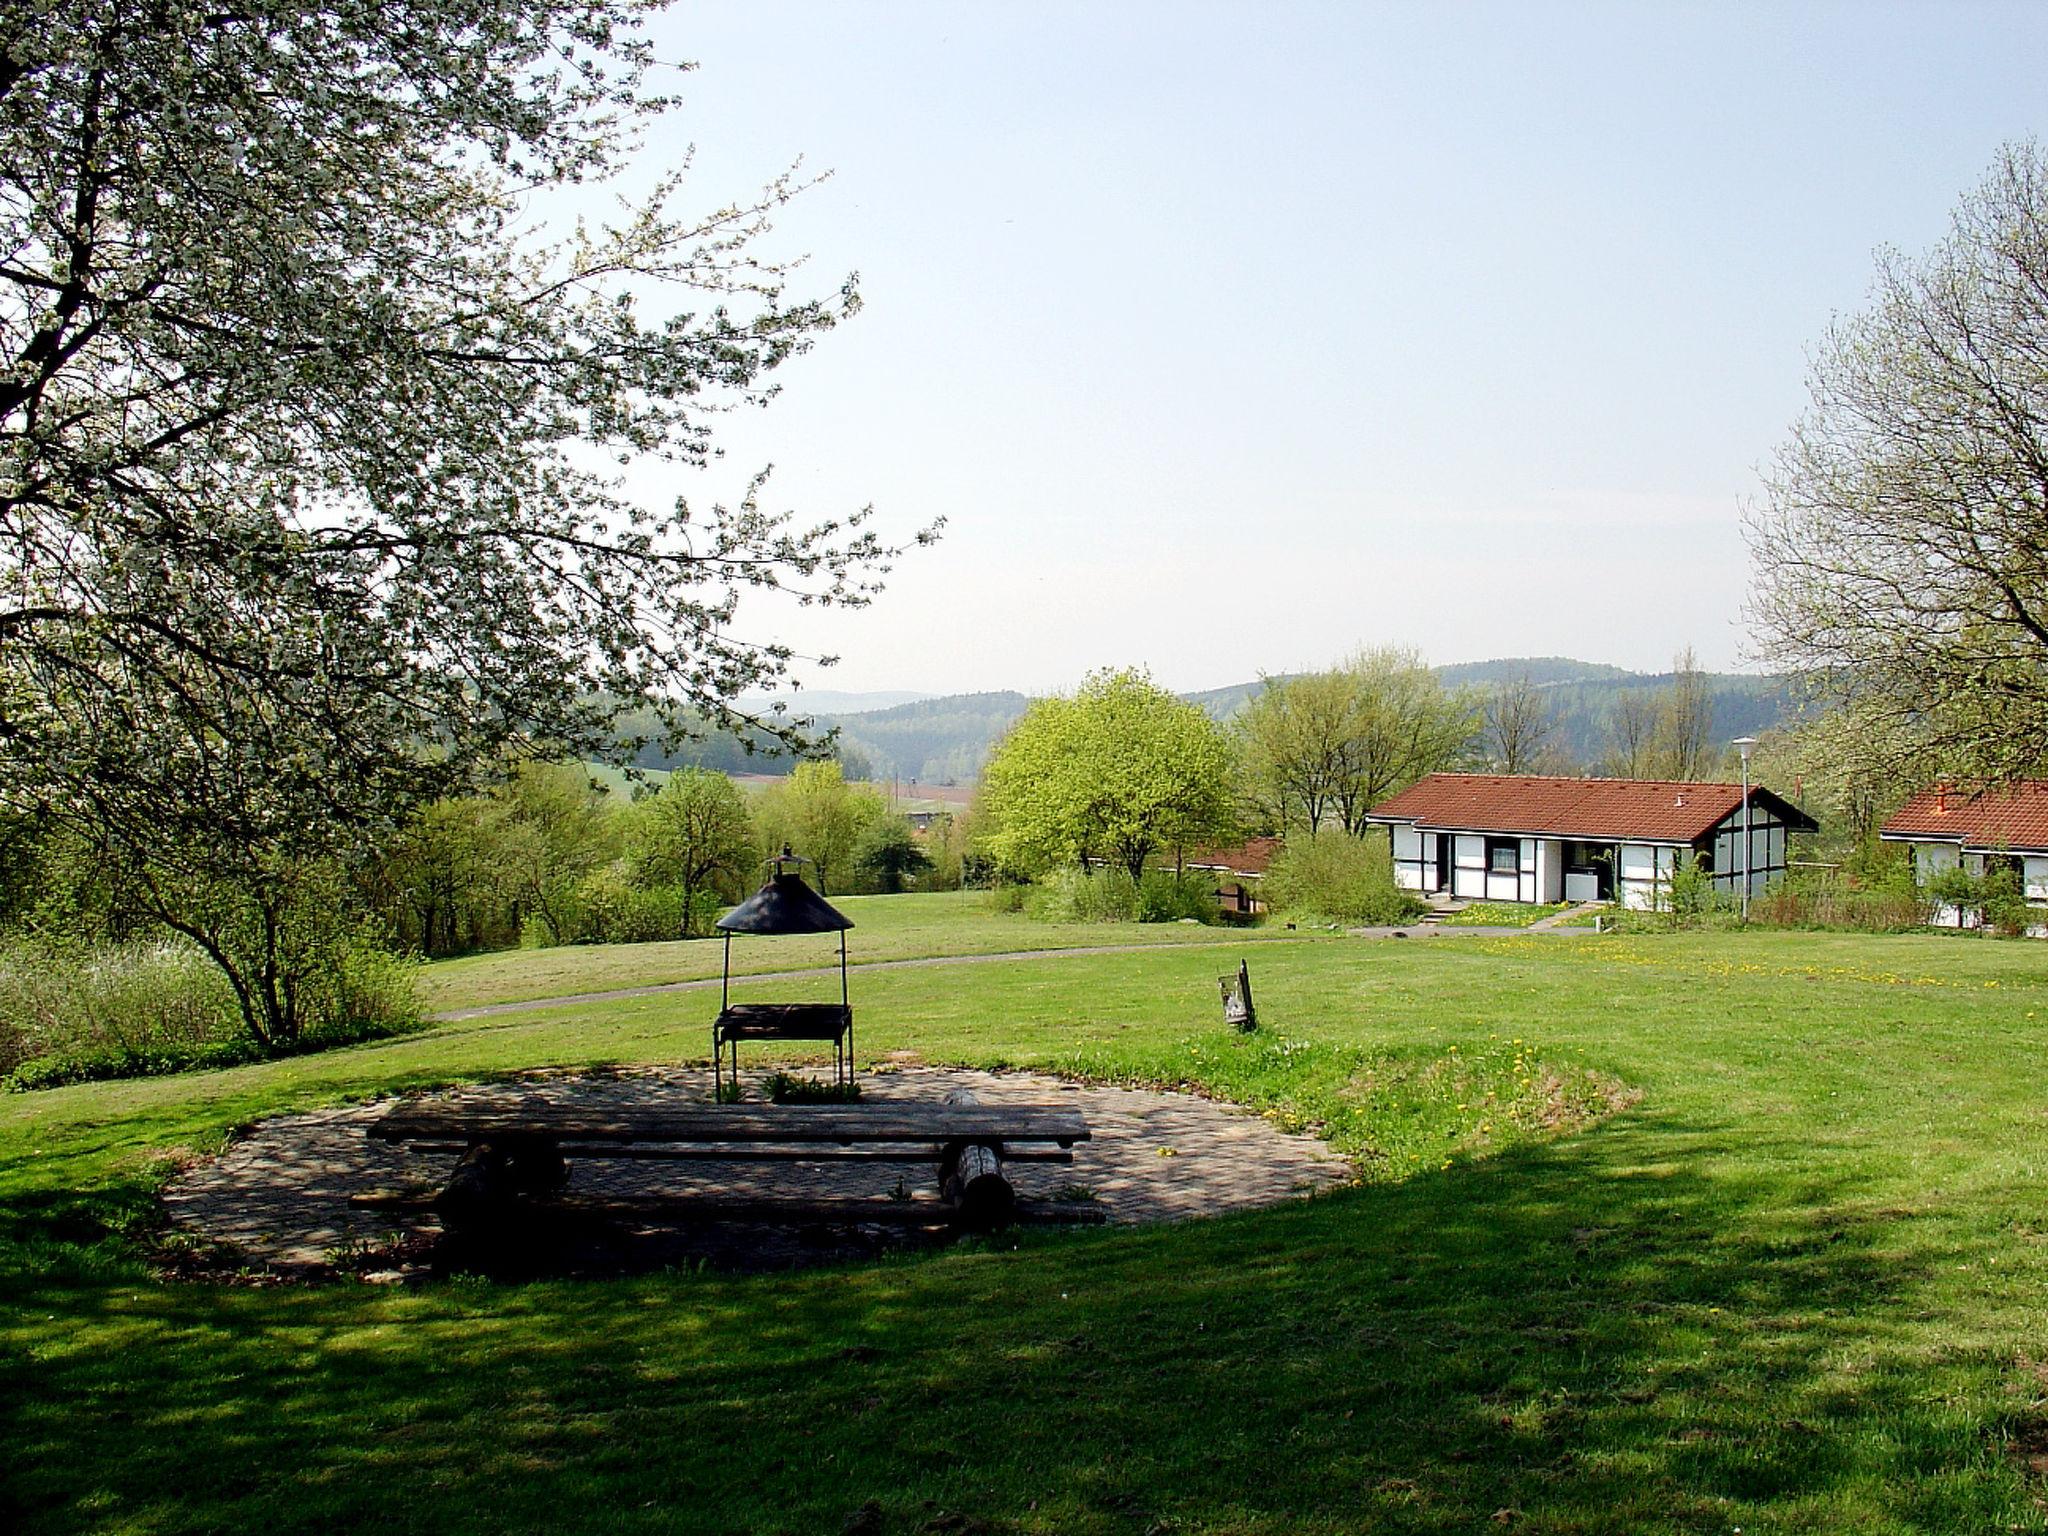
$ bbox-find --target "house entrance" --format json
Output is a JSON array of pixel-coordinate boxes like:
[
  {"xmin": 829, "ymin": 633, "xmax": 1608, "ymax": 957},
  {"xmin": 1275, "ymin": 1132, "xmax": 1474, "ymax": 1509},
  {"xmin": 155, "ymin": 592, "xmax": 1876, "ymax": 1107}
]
[{"xmin": 1561, "ymin": 840, "xmax": 1615, "ymax": 901}]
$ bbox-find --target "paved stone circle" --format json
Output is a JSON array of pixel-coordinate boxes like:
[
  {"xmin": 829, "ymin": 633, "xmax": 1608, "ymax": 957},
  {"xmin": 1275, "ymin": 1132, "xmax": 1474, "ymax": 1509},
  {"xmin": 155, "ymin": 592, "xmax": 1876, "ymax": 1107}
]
[{"xmin": 161, "ymin": 1064, "xmax": 1354, "ymax": 1278}]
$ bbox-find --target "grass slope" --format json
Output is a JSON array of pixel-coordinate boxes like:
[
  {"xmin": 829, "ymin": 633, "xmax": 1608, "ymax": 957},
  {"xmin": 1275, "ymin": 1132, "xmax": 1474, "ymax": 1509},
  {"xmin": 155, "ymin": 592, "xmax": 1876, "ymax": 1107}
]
[
  {"xmin": 5, "ymin": 930, "xmax": 2048, "ymax": 1533},
  {"xmin": 420, "ymin": 891, "xmax": 1314, "ymax": 1013}
]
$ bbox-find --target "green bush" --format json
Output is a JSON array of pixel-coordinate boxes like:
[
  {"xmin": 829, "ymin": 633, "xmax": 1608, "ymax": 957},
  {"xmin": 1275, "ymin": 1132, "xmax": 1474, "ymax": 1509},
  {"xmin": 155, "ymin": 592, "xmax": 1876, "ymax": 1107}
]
[
  {"xmin": 1263, "ymin": 832, "xmax": 1426, "ymax": 926},
  {"xmin": 982, "ymin": 881, "xmax": 1028, "ymax": 914},
  {"xmin": 1026, "ymin": 867, "xmax": 1140, "ymax": 923},
  {"xmin": 570, "ymin": 865, "xmax": 689, "ymax": 944},
  {"xmin": 1982, "ymin": 865, "xmax": 2031, "ymax": 936},
  {"xmin": 0, "ymin": 937, "xmax": 236, "ymax": 1079},
  {"xmin": 1135, "ymin": 870, "xmax": 1220, "ymax": 924},
  {"xmin": 1748, "ymin": 868, "xmax": 1934, "ymax": 933},
  {"xmin": 1, "ymin": 932, "xmax": 423, "ymax": 1090}
]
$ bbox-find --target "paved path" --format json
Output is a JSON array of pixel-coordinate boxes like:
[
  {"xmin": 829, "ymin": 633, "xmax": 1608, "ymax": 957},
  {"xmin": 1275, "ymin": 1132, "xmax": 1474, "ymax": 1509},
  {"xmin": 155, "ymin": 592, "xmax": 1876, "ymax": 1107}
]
[{"xmin": 161, "ymin": 1065, "xmax": 1354, "ymax": 1276}]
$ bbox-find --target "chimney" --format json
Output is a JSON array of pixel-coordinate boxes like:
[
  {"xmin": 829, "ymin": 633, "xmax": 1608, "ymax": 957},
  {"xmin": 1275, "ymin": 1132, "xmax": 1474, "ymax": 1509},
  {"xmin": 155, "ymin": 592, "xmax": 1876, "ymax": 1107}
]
[
  {"xmin": 1674, "ymin": 791, "xmax": 1686, "ymax": 808},
  {"xmin": 1936, "ymin": 781, "xmax": 1954, "ymax": 814}
]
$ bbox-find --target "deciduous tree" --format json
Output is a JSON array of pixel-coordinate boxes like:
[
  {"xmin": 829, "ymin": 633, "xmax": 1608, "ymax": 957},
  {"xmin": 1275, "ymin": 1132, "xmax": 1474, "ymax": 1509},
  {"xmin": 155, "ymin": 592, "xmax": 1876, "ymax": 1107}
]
[
  {"xmin": 751, "ymin": 761, "xmax": 885, "ymax": 894},
  {"xmin": 1747, "ymin": 141, "xmax": 2048, "ymax": 783},
  {"xmin": 624, "ymin": 768, "xmax": 756, "ymax": 935},
  {"xmin": 981, "ymin": 669, "xmax": 1237, "ymax": 883},
  {"xmin": 1481, "ymin": 673, "xmax": 1562, "ymax": 775},
  {"xmin": 1238, "ymin": 649, "xmax": 1476, "ymax": 836}
]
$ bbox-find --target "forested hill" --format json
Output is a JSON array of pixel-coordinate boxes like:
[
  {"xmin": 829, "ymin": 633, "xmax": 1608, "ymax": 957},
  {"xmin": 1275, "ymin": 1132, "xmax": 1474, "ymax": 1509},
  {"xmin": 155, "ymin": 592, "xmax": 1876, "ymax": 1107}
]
[{"xmin": 630, "ymin": 663, "xmax": 1801, "ymax": 784}]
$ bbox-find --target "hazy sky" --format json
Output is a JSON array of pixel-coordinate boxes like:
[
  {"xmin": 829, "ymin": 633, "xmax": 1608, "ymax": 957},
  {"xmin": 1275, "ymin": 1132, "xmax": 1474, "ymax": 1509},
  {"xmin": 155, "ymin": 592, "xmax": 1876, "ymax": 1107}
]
[{"xmin": 611, "ymin": 2, "xmax": 2048, "ymax": 698}]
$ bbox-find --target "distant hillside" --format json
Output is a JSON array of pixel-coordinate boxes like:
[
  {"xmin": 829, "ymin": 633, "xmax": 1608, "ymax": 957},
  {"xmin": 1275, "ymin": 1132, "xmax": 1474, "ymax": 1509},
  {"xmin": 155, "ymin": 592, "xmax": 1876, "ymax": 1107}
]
[
  {"xmin": 822, "ymin": 692, "xmax": 1031, "ymax": 785},
  {"xmin": 628, "ymin": 661, "xmax": 1803, "ymax": 785},
  {"xmin": 734, "ymin": 688, "xmax": 931, "ymax": 716},
  {"xmin": 1436, "ymin": 657, "xmax": 1638, "ymax": 689}
]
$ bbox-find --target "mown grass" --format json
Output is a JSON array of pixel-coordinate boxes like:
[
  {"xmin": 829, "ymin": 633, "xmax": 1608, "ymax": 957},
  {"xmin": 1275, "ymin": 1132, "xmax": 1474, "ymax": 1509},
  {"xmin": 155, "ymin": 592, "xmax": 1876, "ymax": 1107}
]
[
  {"xmin": 5, "ymin": 926, "xmax": 2048, "ymax": 1533},
  {"xmin": 420, "ymin": 889, "xmax": 1317, "ymax": 1013}
]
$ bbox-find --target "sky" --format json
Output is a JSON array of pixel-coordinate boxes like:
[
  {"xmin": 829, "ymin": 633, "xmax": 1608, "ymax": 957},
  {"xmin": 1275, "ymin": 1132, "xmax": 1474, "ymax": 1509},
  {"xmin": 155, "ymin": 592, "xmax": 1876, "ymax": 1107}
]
[{"xmin": 599, "ymin": 1, "xmax": 2048, "ymax": 699}]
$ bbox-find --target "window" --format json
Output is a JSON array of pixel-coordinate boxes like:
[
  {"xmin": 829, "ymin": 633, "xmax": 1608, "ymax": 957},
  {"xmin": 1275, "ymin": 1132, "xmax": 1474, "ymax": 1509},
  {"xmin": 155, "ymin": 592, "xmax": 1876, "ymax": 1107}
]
[{"xmin": 1486, "ymin": 837, "xmax": 1520, "ymax": 875}]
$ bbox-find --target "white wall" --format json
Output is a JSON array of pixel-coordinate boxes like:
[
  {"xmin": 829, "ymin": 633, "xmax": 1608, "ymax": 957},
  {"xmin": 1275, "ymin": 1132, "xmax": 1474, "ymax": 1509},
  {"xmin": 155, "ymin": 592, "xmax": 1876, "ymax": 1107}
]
[
  {"xmin": 1618, "ymin": 843, "xmax": 1678, "ymax": 910},
  {"xmin": 1453, "ymin": 834, "xmax": 1486, "ymax": 899}
]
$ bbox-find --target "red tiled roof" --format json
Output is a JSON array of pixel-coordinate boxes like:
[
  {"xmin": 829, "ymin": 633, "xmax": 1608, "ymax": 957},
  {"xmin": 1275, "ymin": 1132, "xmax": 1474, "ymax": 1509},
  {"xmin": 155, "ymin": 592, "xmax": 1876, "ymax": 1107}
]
[
  {"xmin": 1365, "ymin": 773, "xmax": 1816, "ymax": 843},
  {"xmin": 1881, "ymin": 782, "xmax": 2048, "ymax": 852},
  {"xmin": 1182, "ymin": 835, "xmax": 1281, "ymax": 875}
]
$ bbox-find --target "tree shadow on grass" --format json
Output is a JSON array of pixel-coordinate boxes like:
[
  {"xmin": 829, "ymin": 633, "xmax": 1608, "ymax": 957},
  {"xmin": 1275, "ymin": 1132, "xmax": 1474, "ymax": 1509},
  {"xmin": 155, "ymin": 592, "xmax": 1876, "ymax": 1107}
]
[{"xmin": 2, "ymin": 1111, "xmax": 2039, "ymax": 1535}]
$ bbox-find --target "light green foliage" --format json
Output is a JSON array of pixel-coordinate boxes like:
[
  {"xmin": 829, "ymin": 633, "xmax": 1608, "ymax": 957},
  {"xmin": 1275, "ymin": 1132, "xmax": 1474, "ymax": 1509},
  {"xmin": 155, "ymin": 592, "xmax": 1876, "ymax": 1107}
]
[
  {"xmin": 1262, "ymin": 828, "xmax": 1426, "ymax": 925},
  {"xmin": 366, "ymin": 796, "xmax": 529, "ymax": 958},
  {"xmin": 494, "ymin": 763, "xmax": 617, "ymax": 947},
  {"xmin": 0, "ymin": 928, "xmax": 420, "ymax": 1088},
  {"xmin": 1238, "ymin": 647, "xmax": 1477, "ymax": 837},
  {"xmin": 1025, "ymin": 868, "xmax": 1140, "ymax": 923},
  {"xmin": 1930, "ymin": 862, "xmax": 2035, "ymax": 936},
  {"xmin": 982, "ymin": 668, "xmax": 1237, "ymax": 882},
  {"xmin": 0, "ymin": 939, "xmax": 236, "ymax": 1079},
  {"xmin": 621, "ymin": 768, "xmax": 756, "ymax": 934},
  {"xmin": 1749, "ymin": 142, "xmax": 2048, "ymax": 784},
  {"xmin": 1664, "ymin": 853, "xmax": 1728, "ymax": 922},
  {"xmin": 750, "ymin": 762, "xmax": 888, "ymax": 894}
]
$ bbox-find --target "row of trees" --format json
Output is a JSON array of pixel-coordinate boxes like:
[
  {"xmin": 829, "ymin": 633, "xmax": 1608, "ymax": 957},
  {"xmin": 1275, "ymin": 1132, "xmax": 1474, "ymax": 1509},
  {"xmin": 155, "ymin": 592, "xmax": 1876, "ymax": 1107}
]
[
  {"xmin": 975, "ymin": 650, "xmax": 1750, "ymax": 882},
  {"xmin": 364, "ymin": 762, "xmax": 949, "ymax": 959}
]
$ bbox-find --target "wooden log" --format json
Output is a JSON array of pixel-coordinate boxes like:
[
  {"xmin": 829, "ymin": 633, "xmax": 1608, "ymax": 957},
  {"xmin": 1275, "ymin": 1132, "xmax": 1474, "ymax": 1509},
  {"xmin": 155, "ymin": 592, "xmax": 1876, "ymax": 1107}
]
[
  {"xmin": 435, "ymin": 1141, "xmax": 513, "ymax": 1232},
  {"xmin": 938, "ymin": 1088, "xmax": 1015, "ymax": 1229}
]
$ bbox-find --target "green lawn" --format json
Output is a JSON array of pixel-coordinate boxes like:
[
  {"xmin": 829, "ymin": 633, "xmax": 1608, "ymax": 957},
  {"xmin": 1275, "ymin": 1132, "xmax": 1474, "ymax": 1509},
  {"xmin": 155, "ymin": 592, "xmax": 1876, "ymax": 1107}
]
[
  {"xmin": 421, "ymin": 890, "xmax": 1312, "ymax": 1013},
  {"xmin": 6, "ymin": 928, "xmax": 2048, "ymax": 1533}
]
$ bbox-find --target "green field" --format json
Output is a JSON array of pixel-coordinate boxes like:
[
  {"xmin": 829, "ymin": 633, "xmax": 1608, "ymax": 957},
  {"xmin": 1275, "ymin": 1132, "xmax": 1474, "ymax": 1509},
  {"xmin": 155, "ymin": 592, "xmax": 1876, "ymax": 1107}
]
[
  {"xmin": 6, "ymin": 918, "xmax": 2048, "ymax": 1533},
  {"xmin": 421, "ymin": 890, "xmax": 1312, "ymax": 1013}
]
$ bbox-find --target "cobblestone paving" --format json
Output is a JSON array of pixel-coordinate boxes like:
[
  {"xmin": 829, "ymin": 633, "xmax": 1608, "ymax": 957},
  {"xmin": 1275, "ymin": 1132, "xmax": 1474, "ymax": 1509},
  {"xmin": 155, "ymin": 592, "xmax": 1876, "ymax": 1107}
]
[{"xmin": 161, "ymin": 1065, "xmax": 1353, "ymax": 1276}]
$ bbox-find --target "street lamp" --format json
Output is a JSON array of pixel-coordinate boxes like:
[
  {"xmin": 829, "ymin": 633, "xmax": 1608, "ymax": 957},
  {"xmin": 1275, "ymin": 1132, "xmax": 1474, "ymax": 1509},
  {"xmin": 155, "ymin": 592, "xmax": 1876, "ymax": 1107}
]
[{"xmin": 1732, "ymin": 736, "xmax": 1759, "ymax": 919}]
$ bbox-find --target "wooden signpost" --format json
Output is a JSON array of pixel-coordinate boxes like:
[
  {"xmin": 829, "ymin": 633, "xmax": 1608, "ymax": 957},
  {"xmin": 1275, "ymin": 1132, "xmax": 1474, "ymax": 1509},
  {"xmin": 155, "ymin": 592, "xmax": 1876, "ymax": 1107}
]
[{"xmin": 1220, "ymin": 959, "xmax": 1256, "ymax": 1032}]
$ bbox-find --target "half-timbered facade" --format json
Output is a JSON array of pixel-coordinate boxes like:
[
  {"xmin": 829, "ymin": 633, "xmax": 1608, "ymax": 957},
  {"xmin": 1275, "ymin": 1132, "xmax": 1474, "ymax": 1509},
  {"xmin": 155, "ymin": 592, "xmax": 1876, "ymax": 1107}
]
[
  {"xmin": 1880, "ymin": 782, "xmax": 2048, "ymax": 929},
  {"xmin": 1364, "ymin": 774, "xmax": 1816, "ymax": 910}
]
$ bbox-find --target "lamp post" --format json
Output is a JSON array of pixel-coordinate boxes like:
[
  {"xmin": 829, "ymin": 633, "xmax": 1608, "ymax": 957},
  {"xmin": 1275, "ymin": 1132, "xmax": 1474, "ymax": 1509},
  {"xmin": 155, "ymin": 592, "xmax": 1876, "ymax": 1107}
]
[{"xmin": 1732, "ymin": 736, "xmax": 1759, "ymax": 919}]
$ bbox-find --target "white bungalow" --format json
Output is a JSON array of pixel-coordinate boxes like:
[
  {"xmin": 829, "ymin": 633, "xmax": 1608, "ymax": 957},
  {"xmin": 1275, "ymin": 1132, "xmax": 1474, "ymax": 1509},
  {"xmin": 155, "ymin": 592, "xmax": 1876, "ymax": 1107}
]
[
  {"xmin": 1363, "ymin": 773, "xmax": 1815, "ymax": 910},
  {"xmin": 1879, "ymin": 782, "xmax": 2048, "ymax": 928}
]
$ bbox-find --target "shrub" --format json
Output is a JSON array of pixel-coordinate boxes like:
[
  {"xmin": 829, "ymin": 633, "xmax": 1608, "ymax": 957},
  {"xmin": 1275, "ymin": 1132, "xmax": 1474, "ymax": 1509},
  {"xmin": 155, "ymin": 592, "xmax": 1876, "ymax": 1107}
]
[
  {"xmin": 1926, "ymin": 865, "xmax": 1984, "ymax": 927},
  {"xmin": 570, "ymin": 865, "xmax": 688, "ymax": 944},
  {"xmin": 0, "ymin": 937, "xmax": 237, "ymax": 1079},
  {"xmin": 1748, "ymin": 869, "xmax": 1933, "ymax": 933},
  {"xmin": 1026, "ymin": 867, "xmax": 1139, "ymax": 923},
  {"xmin": 982, "ymin": 880, "xmax": 1028, "ymax": 914},
  {"xmin": 1, "ymin": 931, "xmax": 422, "ymax": 1090},
  {"xmin": 1982, "ymin": 865, "xmax": 2031, "ymax": 936},
  {"xmin": 1136, "ymin": 870, "xmax": 1219, "ymax": 925},
  {"xmin": 1263, "ymin": 832, "xmax": 1426, "ymax": 926}
]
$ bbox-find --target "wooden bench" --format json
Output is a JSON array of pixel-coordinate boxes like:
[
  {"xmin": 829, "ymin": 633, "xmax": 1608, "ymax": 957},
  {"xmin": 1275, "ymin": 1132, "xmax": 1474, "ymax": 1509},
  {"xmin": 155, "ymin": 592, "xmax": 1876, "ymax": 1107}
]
[
  {"xmin": 711, "ymin": 1001, "xmax": 852, "ymax": 1097},
  {"xmin": 363, "ymin": 1097, "xmax": 1093, "ymax": 1231}
]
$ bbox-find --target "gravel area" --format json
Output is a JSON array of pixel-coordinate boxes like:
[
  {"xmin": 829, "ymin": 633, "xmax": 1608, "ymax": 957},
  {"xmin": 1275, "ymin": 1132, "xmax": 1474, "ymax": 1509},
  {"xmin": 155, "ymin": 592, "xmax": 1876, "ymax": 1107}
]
[{"xmin": 160, "ymin": 1064, "xmax": 1353, "ymax": 1279}]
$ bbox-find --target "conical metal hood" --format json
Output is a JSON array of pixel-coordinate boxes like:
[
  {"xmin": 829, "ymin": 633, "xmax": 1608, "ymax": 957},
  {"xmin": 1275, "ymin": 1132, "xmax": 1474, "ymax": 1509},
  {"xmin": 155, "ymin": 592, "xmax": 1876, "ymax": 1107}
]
[{"xmin": 716, "ymin": 848, "xmax": 853, "ymax": 935}]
